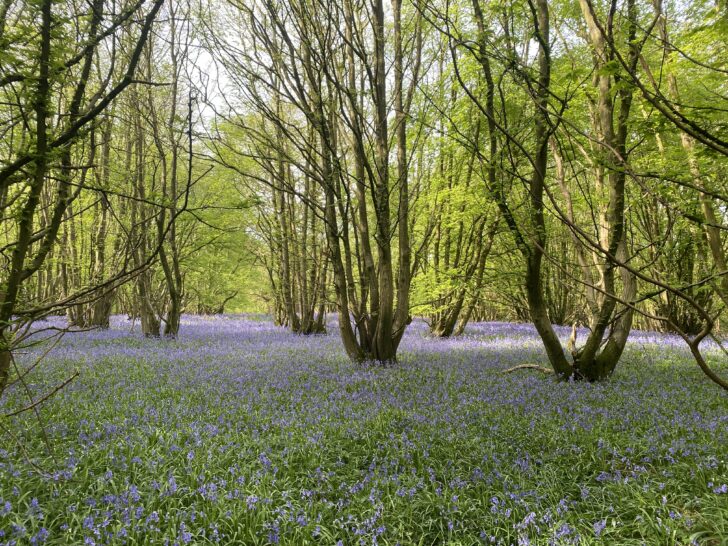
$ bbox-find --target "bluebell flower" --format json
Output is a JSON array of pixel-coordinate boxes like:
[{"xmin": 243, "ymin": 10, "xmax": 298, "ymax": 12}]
[{"xmin": 593, "ymin": 519, "xmax": 606, "ymax": 537}]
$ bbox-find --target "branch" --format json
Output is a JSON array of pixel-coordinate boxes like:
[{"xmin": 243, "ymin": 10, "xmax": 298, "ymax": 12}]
[
  {"xmin": 3, "ymin": 371, "xmax": 79, "ymax": 418},
  {"xmin": 503, "ymin": 364, "xmax": 554, "ymax": 374}
]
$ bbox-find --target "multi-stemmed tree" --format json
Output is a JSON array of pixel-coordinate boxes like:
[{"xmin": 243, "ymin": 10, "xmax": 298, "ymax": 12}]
[{"xmin": 209, "ymin": 0, "xmax": 428, "ymax": 362}]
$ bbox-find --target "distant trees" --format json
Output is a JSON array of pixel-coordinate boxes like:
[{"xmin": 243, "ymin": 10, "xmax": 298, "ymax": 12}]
[
  {"xmin": 0, "ymin": 0, "xmax": 165, "ymax": 397},
  {"xmin": 415, "ymin": 93, "xmax": 501, "ymax": 337},
  {"xmin": 126, "ymin": 0, "xmax": 194, "ymax": 337},
  {"xmin": 1, "ymin": 0, "xmax": 725, "ymax": 394},
  {"xmin": 13, "ymin": 0, "xmax": 204, "ymax": 340},
  {"xmin": 239, "ymin": 112, "xmax": 330, "ymax": 334}
]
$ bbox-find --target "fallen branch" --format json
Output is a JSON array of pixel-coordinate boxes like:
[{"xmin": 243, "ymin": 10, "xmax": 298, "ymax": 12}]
[{"xmin": 503, "ymin": 364, "xmax": 554, "ymax": 374}]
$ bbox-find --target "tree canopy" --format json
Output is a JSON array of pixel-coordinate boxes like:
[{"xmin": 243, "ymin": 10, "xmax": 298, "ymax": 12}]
[{"xmin": 0, "ymin": 0, "xmax": 726, "ymax": 399}]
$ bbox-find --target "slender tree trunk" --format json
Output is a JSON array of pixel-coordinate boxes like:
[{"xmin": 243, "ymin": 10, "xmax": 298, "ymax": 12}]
[
  {"xmin": 569, "ymin": 0, "xmax": 639, "ymax": 380},
  {"xmin": 0, "ymin": 0, "xmax": 52, "ymax": 396},
  {"xmin": 523, "ymin": 0, "xmax": 574, "ymax": 378}
]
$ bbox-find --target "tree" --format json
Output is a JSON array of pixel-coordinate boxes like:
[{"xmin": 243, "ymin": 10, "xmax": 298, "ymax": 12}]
[
  {"xmin": 208, "ymin": 0, "xmax": 427, "ymax": 362},
  {"xmin": 0, "ymin": 0, "xmax": 165, "ymax": 397}
]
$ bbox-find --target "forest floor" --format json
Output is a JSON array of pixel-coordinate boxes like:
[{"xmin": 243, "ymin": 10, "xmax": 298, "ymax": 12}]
[{"xmin": 1, "ymin": 315, "xmax": 727, "ymax": 546}]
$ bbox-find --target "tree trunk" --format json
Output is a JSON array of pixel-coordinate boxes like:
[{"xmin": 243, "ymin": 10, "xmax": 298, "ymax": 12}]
[{"xmin": 0, "ymin": 347, "xmax": 11, "ymax": 399}]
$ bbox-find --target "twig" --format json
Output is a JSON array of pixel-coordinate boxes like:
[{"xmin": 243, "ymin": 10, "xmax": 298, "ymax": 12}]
[
  {"xmin": 5, "ymin": 332, "xmax": 65, "ymax": 388},
  {"xmin": 709, "ymin": 333, "xmax": 728, "ymax": 361},
  {"xmin": 3, "ymin": 370, "xmax": 79, "ymax": 419},
  {"xmin": 9, "ymin": 354, "xmax": 54, "ymax": 459},
  {"xmin": 0, "ymin": 421, "xmax": 56, "ymax": 479}
]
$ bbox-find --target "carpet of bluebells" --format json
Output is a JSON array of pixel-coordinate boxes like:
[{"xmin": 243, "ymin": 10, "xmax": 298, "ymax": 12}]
[{"xmin": 1, "ymin": 315, "xmax": 727, "ymax": 546}]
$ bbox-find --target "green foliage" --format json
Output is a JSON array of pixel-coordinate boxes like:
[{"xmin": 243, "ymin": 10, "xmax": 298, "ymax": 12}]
[{"xmin": 182, "ymin": 165, "xmax": 268, "ymax": 313}]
